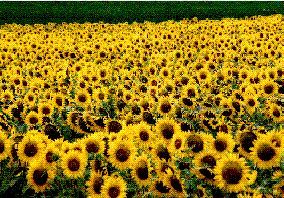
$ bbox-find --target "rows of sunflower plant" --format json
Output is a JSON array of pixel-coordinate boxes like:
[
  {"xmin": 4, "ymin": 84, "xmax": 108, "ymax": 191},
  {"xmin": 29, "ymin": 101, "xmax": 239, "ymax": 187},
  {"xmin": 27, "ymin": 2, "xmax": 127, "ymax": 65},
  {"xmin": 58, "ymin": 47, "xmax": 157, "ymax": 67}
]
[{"xmin": 0, "ymin": 14, "xmax": 284, "ymax": 197}]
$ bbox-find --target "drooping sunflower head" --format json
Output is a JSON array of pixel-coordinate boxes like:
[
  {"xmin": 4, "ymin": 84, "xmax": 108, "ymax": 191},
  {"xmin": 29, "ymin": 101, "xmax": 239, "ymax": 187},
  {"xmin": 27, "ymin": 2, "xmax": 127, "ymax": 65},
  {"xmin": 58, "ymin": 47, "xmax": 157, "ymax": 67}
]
[
  {"xmin": 192, "ymin": 150, "xmax": 219, "ymax": 181},
  {"xmin": 86, "ymin": 171, "xmax": 104, "ymax": 197},
  {"xmin": 185, "ymin": 133, "xmax": 214, "ymax": 156},
  {"xmin": 236, "ymin": 130, "xmax": 258, "ymax": 158}
]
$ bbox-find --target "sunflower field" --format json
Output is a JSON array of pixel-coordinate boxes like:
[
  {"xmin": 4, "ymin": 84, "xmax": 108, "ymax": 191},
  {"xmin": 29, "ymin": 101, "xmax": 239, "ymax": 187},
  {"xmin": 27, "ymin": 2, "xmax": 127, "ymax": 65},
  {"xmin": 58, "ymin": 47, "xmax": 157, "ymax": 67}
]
[{"xmin": 0, "ymin": 13, "xmax": 284, "ymax": 198}]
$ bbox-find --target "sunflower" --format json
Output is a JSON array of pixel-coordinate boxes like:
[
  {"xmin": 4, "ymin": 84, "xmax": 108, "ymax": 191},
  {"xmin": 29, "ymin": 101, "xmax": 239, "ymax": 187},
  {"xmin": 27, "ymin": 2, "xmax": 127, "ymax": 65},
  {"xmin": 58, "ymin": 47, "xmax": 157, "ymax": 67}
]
[
  {"xmin": 17, "ymin": 133, "xmax": 45, "ymax": 164},
  {"xmin": 267, "ymin": 103, "xmax": 284, "ymax": 123},
  {"xmin": 179, "ymin": 96, "xmax": 196, "ymax": 109},
  {"xmin": 108, "ymin": 139, "xmax": 135, "ymax": 170},
  {"xmin": 25, "ymin": 111, "xmax": 42, "ymax": 127},
  {"xmin": 165, "ymin": 173, "xmax": 187, "ymax": 197},
  {"xmin": 236, "ymin": 130, "xmax": 259, "ymax": 158},
  {"xmin": 150, "ymin": 180, "xmax": 171, "ymax": 197},
  {"xmin": 197, "ymin": 69, "xmax": 211, "ymax": 85},
  {"xmin": 250, "ymin": 135, "xmax": 282, "ymax": 169},
  {"xmin": 66, "ymin": 111, "xmax": 83, "ymax": 133},
  {"xmin": 26, "ymin": 160, "xmax": 55, "ymax": 193},
  {"xmin": 43, "ymin": 143, "xmax": 60, "ymax": 167},
  {"xmin": 0, "ymin": 90, "xmax": 13, "ymax": 104},
  {"xmin": 38, "ymin": 102, "xmax": 54, "ymax": 117},
  {"xmin": 101, "ymin": 174, "xmax": 127, "ymax": 198},
  {"xmin": 242, "ymin": 94, "xmax": 259, "ymax": 115},
  {"xmin": 52, "ymin": 93, "xmax": 65, "ymax": 110},
  {"xmin": 168, "ymin": 130, "xmax": 186, "ymax": 159},
  {"xmin": 61, "ymin": 150, "xmax": 88, "ymax": 179},
  {"xmin": 211, "ymin": 132, "xmax": 235, "ymax": 156},
  {"xmin": 132, "ymin": 122, "xmax": 154, "ymax": 149},
  {"xmin": 24, "ymin": 91, "xmax": 37, "ymax": 107},
  {"xmin": 260, "ymin": 79, "xmax": 278, "ymax": 98},
  {"xmin": 192, "ymin": 150, "xmax": 220, "ymax": 182},
  {"xmin": 151, "ymin": 139, "xmax": 172, "ymax": 162},
  {"xmin": 75, "ymin": 89, "xmax": 91, "ymax": 108},
  {"xmin": 86, "ymin": 171, "xmax": 104, "ymax": 197},
  {"xmin": 194, "ymin": 185, "xmax": 208, "ymax": 198},
  {"xmin": 156, "ymin": 96, "xmax": 176, "ymax": 117},
  {"xmin": 0, "ymin": 132, "xmax": 12, "ymax": 161},
  {"xmin": 185, "ymin": 132, "xmax": 214, "ymax": 156},
  {"xmin": 266, "ymin": 130, "xmax": 284, "ymax": 149},
  {"xmin": 131, "ymin": 154, "xmax": 152, "ymax": 187},
  {"xmin": 155, "ymin": 117, "xmax": 180, "ymax": 143},
  {"xmin": 82, "ymin": 133, "xmax": 105, "ymax": 155},
  {"xmin": 214, "ymin": 153, "xmax": 257, "ymax": 193}
]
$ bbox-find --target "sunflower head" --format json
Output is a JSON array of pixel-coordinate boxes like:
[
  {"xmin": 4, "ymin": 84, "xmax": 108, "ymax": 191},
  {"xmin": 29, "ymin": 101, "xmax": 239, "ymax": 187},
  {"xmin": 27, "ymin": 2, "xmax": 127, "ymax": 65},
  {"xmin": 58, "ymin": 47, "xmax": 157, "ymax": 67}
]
[
  {"xmin": 27, "ymin": 161, "xmax": 55, "ymax": 193},
  {"xmin": 61, "ymin": 150, "xmax": 88, "ymax": 179}
]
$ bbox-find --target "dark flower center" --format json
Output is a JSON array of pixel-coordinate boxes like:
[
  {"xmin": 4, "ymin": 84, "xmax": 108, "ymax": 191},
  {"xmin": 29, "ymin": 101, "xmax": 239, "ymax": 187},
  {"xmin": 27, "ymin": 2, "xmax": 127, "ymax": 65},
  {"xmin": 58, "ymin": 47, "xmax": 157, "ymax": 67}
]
[
  {"xmin": 187, "ymin": 135, "xmax": 204, "ymax": 153},
  {"xmin": 201, "ymin": 155, "xmax": 216, "ymax": 167},
  {"xmin": 29, "ymin": 116, "xmax": 38, "ymax": 124},
  {"xmin": 24, "ymin": 142, "xmax": 38, "ymax": 157},
  {"xmin": 33, "ymin": 169, "xmax": 48, "ymax": 186},
  {"xmin": 272, "ymin": 138, "xmax": 281, "ymax": 147},
  {"xmin": 170, "ymin": 177, "xmax": 183, "ymax": 192},
  {"xmin": 161, "ymin": 124, "xmax": 174, "ymax": 139},
  {"xmin": 222, "ymin": 166, "xmax": 243, "ymax": 184},
  {"xmin": 108, "ymin": 121, "xmax": 122, "ymax": 133},
  {"xmin": 214, "ymin": 140, "xmax": 227, "ymax": 152},
  {"xmin": 78, "ymin": 95, "xmax": 86, "ymax": 103},
  {"xmin": 187, "ymin": 89, "xmax": 195, "ymax": 97},
  {"xmin": 137, "ymin": 166, "xmax": 149, "ymax": 180},
  {"xmin": 264, "ymin": 85, "xmax": 273, "ymax": 94},
  {"xmin": 199, "ymin": 168, "xmax": 215, "ymax": 179},
  {"xmin": 273, "ymin": 109, "xmax": 280, "ymax": 117},
  {"xmin": 68, "ymin": 158, "xmax": 80, "ymax": 171},
  {"xmin": 0, "ymin": 140, "xmax": 4, "ymax": 153},
  {"xmin": 257, "ymin": 144, "xmax": 276, "ymax": 161},
  {"xmin": 183, "ymin": 98, "xmax": 193, "ymax": 106},
  {"xmin": 160, "ymin": 102, "xmax": 171, "ymax": 113},
  {"xmin": 108, "ymin": 186, "xmax": 120, "ymax": 198},
  {"xmin": 139, "ymin": 131, "xmax": 149, "ymax": 141},
  {"xmin": 155, "ymin": 181, "xmax": 170, "ymax": 193},
  {"xmin": 248, "ymin": 99, "xmax": 255, "ymax": 107},
  {"xmin": 175, "ymin": 139, "xmax": 182, "ymax": 149},
  {"xmin": 86, "ymin": 142, "xmax": 99, "ymax": 153},
  {"xmin": 240, "ymin": 132, "xmax": 257, "ymax": 153},
  {"xmin": 116, "ymin": 148, "xmax": 130, "ymax": 162},
  {"xmin": 42, "ymin": 107, "xmax": 51, "ymax": 115},
  {"xmin": 197, "ymin": 189, "xmax": 204, "ymax": 197},
  {"xmin": 56, "ymin": 98, "xmax": 63, "ymax": 106},
  {"xmin": 157, "ymin": 146, "xmax": 171, "ymax": 161},
  {"xmin": 93, "ymin": 177, "xmax": 103, "ymax": 194},
  {"xmin": 46, "ymin": 151, "xmax": 54, "ymax": 163}
]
